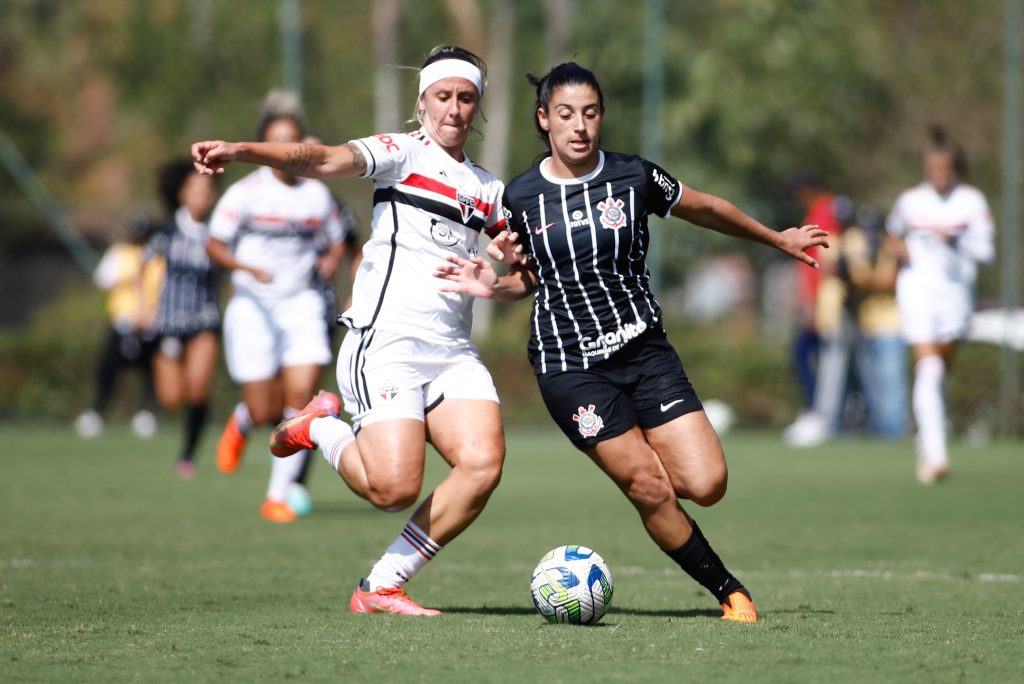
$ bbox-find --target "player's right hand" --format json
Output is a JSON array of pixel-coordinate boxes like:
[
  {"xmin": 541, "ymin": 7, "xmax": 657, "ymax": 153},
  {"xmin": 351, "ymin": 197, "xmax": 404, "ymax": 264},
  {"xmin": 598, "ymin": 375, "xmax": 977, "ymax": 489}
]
[{"xmin": 191, "ymin": 141, "xmax": 239, "ymax": 175}]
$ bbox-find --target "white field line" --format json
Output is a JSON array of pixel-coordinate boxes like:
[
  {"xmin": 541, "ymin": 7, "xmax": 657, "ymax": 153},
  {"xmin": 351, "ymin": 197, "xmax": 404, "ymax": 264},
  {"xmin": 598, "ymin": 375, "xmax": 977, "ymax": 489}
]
[{"xmin": 3, "ymin": 558, "xmax": 1019, "ymax": 583}]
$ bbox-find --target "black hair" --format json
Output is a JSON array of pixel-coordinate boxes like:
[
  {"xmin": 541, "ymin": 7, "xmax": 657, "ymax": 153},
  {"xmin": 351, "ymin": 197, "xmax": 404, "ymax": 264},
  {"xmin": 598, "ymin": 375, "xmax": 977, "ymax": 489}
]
[
  {"xmin": 411, "ymin": 45, "xmax": 489, "ymax": 128},
  {"xmin": 157, "ymin": 159, "xmax": 218, "ymax": 214},
  {"xmin": 256, "ymin": 89, "xmax": 307, "ymax": 141},
  {"xmin": 526, "ymin": 62, "xmax": 605, "ymax": 151},
  {"xmin": 925, "ymin": 124, "xmax": 968, "ymax": 179}
]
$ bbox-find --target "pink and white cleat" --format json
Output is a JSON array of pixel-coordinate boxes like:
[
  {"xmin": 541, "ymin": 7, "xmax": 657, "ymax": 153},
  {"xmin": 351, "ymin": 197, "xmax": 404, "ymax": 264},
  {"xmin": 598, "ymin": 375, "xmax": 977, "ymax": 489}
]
[
  {"xmin": 349, "ymin": 580, "xmax": 441, "ymax": 616},
  {"xmin": 269, "ymin": 391, "xmax": 342, "ymax": 457}
]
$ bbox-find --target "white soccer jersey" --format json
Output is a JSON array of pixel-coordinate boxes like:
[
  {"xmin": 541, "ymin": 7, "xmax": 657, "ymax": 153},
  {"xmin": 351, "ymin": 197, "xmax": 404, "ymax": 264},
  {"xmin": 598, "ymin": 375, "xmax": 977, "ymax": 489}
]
[
  {"xmin": 339, "ymin": 129, "xmax": 507, "ymax": 344},
  {"xmin": 886, "ymin": 181, "xmax": 995, "ymax": 288},
  {"xmin": 209, "ymin": 166, "xmax": 342, "ymax": 299}
]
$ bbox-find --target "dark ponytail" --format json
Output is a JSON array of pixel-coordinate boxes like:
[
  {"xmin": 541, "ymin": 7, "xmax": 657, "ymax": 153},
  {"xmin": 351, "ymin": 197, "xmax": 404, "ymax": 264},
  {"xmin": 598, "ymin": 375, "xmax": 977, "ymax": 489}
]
[
  {"xmin": 527, "ymin": 62, "xmax": 605, "ymax": 151},
  {"xmin": 926, "ymin": 124, "xmax": 968, "ymax": 180}
]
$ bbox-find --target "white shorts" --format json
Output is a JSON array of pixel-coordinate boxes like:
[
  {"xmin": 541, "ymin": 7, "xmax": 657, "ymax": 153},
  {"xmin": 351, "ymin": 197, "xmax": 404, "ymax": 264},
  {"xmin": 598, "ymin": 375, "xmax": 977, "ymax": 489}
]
[
  {"xmin": 896, "ymin": 272, "xmax": 972, "ymax": 345},
  {"xmin": 336, "ymin": 327, "xmax": 499, "ymax": 430},
  {"xmin": 223, "ymin": 290, "xmax": 331, "ymax": 383}
]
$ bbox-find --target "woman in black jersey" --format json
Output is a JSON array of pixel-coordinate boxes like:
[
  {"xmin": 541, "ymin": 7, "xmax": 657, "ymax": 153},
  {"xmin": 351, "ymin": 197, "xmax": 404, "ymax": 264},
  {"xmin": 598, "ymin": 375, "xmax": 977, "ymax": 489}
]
[
  {"xmin": 149, "ymin": 160, "xmax": 221, "ymax": 478},
  {"xmin": 436, "ymin": 62, "xmax": 829, "ymax": 622}
]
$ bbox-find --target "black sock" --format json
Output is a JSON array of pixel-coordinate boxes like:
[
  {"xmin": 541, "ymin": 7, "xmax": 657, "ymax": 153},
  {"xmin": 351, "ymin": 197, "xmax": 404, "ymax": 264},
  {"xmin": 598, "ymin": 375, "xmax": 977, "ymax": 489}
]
[
  {"xmin": 180, "ymin": 402, "xmax": 208, "ymax": 462},
  {"xmin": 664, "ymin": 516, "xmax": 747, "ymax": 604}
]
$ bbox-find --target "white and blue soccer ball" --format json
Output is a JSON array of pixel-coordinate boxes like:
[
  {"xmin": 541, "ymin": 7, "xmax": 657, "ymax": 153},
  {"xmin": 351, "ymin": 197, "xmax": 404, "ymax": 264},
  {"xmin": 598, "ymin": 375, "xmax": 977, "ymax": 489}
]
[{"xmin": 530, "ymin": 545, "xmax": 614, "ymax": 625}]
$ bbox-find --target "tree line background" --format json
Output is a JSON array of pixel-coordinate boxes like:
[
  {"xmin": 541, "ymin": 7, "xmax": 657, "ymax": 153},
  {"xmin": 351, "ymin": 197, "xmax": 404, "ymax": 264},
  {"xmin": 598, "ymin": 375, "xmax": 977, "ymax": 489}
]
[{"xmin": 0, "ymin": 0, "xmax": 1019, "ymax": 431}]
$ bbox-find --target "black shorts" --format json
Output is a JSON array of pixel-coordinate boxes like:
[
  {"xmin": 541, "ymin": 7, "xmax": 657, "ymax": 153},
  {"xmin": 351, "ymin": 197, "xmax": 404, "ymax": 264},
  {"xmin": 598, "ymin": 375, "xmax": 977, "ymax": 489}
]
[{"xmin": 535, "ymin": 329, "xmax": 703, "ymax": 449}]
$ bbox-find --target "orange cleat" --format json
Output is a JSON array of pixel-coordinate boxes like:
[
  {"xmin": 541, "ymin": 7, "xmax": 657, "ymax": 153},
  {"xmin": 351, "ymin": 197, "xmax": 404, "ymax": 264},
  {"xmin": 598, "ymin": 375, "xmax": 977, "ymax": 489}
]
[
  {"xmin": 269, "ymin": 391, "xmax": 342, "ymax": 457},
  {"xmin": 216, "ymin": 414, "xmax": 247, "ymax": 474},
  {"xmin": 260, "ymin": 499, "xmax": 297, "ymax": 523},
  {"xmin": 721, "ymin": 590, "xmax": 758, "ymax": 623},
  {"xmin": 349, "ymin": 580, "xmax": 441, "ymax": 616}
]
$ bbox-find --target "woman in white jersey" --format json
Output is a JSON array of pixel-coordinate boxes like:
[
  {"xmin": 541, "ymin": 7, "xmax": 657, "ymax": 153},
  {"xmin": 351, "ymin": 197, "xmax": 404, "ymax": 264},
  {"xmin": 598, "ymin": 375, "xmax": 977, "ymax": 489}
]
[
  {"xmin": 886, "ymin": 126, "xmax": 994, "ymax": 484},
  {"xmin": 192, "ymin": 46, "xmax": 507, "ymax": 615},
  {"xmin": 205, "ymin": 104, "xmax": 346, "ymax": 523},
  {"xmin": 436, "ymin": 62, "xmax": 829, "ymax": 623}
]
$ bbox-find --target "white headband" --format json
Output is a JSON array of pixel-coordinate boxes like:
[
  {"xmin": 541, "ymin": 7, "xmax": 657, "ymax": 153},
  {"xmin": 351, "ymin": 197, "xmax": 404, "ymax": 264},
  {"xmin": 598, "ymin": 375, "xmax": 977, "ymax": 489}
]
[{"xmin": 418, "ymin": 59, "xmax": 483, "ymax": 97}]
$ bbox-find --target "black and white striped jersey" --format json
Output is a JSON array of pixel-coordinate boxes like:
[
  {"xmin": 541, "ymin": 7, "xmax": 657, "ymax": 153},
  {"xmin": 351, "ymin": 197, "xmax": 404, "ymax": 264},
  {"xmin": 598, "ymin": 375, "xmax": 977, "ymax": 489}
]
[
  {"xmin": 148, "ymin": 207, "xmax": 221, "ymax": 336},
  {"xmin": 503, "ymin": 151, "xmax": 683, "ymax": 374}
]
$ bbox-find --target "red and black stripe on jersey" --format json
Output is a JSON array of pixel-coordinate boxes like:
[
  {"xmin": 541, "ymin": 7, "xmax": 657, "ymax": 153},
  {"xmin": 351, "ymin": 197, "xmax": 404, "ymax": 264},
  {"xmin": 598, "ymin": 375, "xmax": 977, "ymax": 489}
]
[
  {"xmin": 372, "ymin": 173, "xmax": 501, "ymax": 235},
  {"xmin": 502, "ymin": 151, "xmax": 682, "ymax": 374}
]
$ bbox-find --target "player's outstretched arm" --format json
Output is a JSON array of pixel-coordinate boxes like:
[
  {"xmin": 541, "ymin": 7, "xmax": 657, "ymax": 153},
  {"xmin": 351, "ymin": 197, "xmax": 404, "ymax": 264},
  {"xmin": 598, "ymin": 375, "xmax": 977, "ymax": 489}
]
[
  {"xmin": 434, "ymin": 255, "xmax": 537, "ymax": 301},
  {"xmin": 191, "ymin": 141, "xmax": 368, "ymax": 179},
  {"xmin": 671, "ymin": 187, "xmax": 829, "ymax": 268}
]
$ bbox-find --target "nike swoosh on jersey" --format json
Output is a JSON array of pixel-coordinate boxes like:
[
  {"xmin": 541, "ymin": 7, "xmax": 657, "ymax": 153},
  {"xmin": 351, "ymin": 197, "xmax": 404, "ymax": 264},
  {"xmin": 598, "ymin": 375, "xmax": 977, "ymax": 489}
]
[
  {"xmin": 533, "ymin": 222, "xmax": 556, "ymax": 234},
  {"xmin": 660, "ymin": 399, "xmax": 685, "ymax": 412}
]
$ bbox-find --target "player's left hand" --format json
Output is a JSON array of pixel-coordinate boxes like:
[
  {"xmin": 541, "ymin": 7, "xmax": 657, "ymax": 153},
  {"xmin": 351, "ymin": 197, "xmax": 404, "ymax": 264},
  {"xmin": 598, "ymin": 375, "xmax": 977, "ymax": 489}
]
[
  {"xmin": 434, "ymin": 255, "xmax": 499, "ymax": 298},
  {"xmin": 486, "ymin": 231, "xmax": 526, "ymax": 266},
  {"xmin": 779, "ymin": 224, "xmax": 830, "ymax": 268}
]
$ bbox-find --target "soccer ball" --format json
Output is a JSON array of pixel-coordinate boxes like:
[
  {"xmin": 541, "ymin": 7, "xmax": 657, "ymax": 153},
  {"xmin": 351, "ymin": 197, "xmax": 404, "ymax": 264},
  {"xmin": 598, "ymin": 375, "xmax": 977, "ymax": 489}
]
[{"xmin": 530, "ymin": 545, "xmax": 614, "ymax": 625}]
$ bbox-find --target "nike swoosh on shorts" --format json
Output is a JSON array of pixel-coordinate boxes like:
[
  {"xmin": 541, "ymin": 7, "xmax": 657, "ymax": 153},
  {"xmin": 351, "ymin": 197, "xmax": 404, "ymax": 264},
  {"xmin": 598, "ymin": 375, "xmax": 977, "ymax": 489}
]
[{"xmin": 660, "ymin": 399, "xmax": 685, "ymax": 412}]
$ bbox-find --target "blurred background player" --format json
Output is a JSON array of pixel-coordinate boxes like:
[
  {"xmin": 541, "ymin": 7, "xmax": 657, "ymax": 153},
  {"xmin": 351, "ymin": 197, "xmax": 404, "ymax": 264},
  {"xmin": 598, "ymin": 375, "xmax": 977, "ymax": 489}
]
[
  {"xmin": 194, "ymin": 45, "xmax": 509, "ymax": 615},
  {"xmin": 886, "ymin": 126, "xmax": 995, "ymax": 484},
  {"xmin": 147, "ymin": 160, "xmax": 222, "ymax": 478},
  {"xmin": 74, "ymin": 215, "xmax": 164, "ymax": 439},
  {"xmin": 205, "ymin": 92, "xmax": 345, "ymax": 521},
  {"xmin": 289, "ymin": 134, "xmax": 363, "ymax": 513}
]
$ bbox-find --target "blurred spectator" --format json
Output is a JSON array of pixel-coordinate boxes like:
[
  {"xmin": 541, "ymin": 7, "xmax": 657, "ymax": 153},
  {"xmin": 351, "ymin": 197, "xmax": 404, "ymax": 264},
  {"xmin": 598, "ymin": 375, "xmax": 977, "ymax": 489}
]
[
  {"xmin": 782, "ymin": 172, "xmax": 842, "ymax": 442},
  {"xmin": 74, "ymin": 215, "xmax": 165, "ymax": 439},
  {"xmin": 148, "ymin": 160, "xmax": 222, "ymax": 478},
  {"xmin": 886, "ymin": 126, "xmax": 994, "ymax": 484},
  {"xmin": 786, "ymin": 199, "xmax": 907, "ymax": 446},
  {"xmin": 844, "ymin": 204, "xmax": 907, "ymax": 438}
]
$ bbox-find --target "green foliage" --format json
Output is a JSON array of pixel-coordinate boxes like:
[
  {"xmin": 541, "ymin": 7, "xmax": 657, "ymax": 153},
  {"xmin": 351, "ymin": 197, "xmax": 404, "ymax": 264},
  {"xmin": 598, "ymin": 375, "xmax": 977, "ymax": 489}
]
[{"xmin": 2, "ymin": 427, "xmax": 1023, "ymax": 682}]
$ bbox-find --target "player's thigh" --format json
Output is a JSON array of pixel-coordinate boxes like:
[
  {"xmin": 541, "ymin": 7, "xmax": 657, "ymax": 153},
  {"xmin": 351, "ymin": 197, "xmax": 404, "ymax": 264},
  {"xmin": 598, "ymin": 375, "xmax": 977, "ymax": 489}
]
[
  {"xmin": 426, "ymin": 398, "xmax": 505, "ymax": 477},
  {"xmin": 584, "ymin": 427, "xmax": 676, "ymax": 510},
  {"xmin": 152, "ymin": 344, "xmax": 184, "ymax": 409},
  {"xmin": 355, "ymin": 418, "xmax": 427, "ymax": 499},
  {"xmin": 642, "ymin": 410, "xmax": 727, "ymax": 505},
  {"xmin": 183, "ymin": 331, "xmax": 219, "ymax": 403}
]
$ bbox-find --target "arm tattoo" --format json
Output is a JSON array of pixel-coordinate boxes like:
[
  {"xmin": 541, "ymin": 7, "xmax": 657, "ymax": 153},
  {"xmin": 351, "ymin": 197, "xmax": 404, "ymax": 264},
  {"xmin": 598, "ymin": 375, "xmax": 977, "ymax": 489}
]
[
  {"xmin": 343, "ymin": 142, "xmax": 367, "ymax": 174},
  {"xmin": 280, "ymin": 143, "xmax": 318, "ymax": 176}
]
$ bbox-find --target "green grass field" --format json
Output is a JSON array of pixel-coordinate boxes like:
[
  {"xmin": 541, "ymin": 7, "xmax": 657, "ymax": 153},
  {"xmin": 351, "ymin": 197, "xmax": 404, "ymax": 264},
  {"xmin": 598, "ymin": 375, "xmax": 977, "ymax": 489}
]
[{"xmin": 1, "ymin": 423, "xmax": 1022, "ymax": 683}]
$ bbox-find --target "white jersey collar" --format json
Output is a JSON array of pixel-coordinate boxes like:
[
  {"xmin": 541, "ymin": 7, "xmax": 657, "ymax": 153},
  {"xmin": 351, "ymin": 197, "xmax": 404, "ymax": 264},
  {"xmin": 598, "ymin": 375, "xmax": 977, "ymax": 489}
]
[{"xmin": 539, "ymin": 151, "xmax": 605, "ymax": 185}]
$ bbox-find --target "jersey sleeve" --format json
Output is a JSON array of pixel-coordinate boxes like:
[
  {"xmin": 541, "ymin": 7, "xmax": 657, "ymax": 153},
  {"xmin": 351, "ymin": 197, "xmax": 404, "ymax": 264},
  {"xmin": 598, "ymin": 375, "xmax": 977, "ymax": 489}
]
[
  {"xmin": 502, "ymin": 190, "xmax": 532, "ymax": 255},
  {"xmin": 208, "ymin": 183, "xmax": 248, "ymax": 244},
  {"xmin": 347, "ymin": 133, "xmax": 415, "ymax": 183},
  {"xmin": 641, "ymin": 159, "xmax": 684, "ymax": 218},
  {"xmin": 885, "ymin": 193, "xmax": 908, "ymax": 238},
  {"xmin": 959, "ymin": 189, "xmax": 995, "ymax": 264},
  {"xmin": 482, "ymin": 181, "xmax": 508, "ymax": 238}
]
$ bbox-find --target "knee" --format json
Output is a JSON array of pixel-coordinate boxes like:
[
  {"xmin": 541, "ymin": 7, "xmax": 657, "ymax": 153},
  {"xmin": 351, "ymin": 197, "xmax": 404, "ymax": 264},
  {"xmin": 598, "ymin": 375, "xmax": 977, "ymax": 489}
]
[
  {"xmin": 685, "ymin": 466, "xmax": 728, "ymax": 507},
  {"xmin": 367, "ymin": 482, "xmax": 421, "ymax": 512},
  {"xmin": 462, "ymin": 453, "xmax": 503, "ymax": 497},
  {"xmin": 623, "ymin": 471, "xmax": 676, "ymax": 512}
]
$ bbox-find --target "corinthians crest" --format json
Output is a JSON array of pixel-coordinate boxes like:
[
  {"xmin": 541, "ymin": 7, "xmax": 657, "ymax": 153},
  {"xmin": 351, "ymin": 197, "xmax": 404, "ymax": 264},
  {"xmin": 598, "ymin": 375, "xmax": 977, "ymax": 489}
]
[
  {"xmin": 572, "ymin": 404, "xmax": 604, "ymax": 438},
  {"xmin": 597, "ymin": 197, "xmax": 626, "ymax": 230}
]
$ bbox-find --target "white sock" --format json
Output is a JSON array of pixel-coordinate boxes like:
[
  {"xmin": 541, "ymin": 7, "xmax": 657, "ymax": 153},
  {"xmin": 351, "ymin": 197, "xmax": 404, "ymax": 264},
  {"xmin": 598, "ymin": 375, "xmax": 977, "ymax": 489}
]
[
  {"xmin": 266, "ymin": 406, "xmax": 306, "ymax": 502},
  {"xmin": 913, "ymin": 356, "xmax": 948, "ymax": 466},
  {"xmin": 310, "ymin": 416, "xmax": 355, "ymax": 473},
  {"xmin": 233, "ymin": 402, "xmax": 254, "ymax": 433},
  {"xmin": 366, "ymin": 520, "xmax": 443, "ymax": 591}
]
